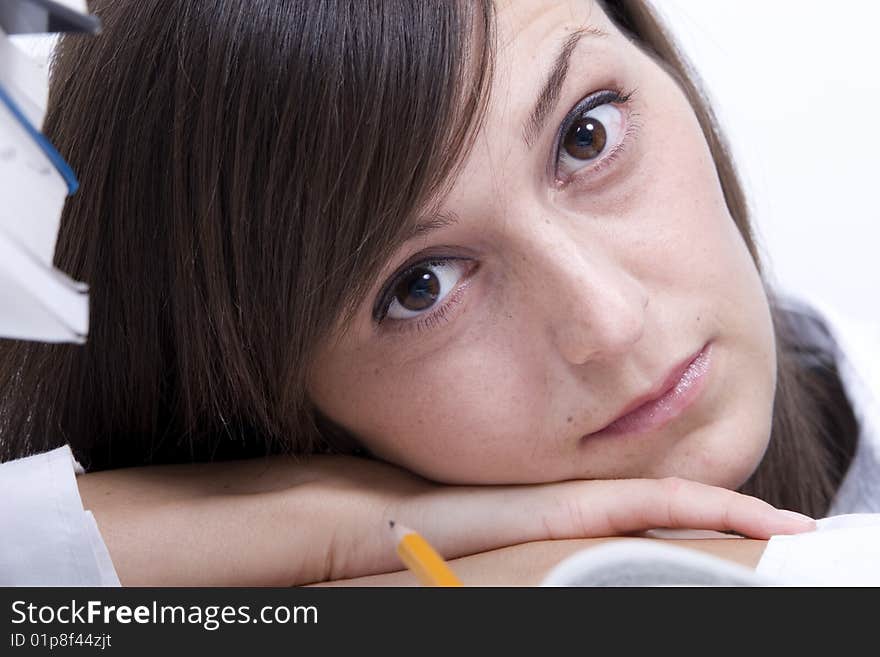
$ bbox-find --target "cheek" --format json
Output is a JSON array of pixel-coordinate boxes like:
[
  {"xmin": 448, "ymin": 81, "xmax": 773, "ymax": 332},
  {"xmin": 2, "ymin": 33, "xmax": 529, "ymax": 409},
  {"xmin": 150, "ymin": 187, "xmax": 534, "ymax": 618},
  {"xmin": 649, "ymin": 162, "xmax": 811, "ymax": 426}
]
[
  {"xmin": 609, "ymin": 82, "xmax": 777, "ymax": 484},
  {"xmin": 311, "ymin": 332, "xmax": 553, "ymax": 483},
  {"xmin": 622, "ymin": 80, "xmax": 768, "ymax": 329}
]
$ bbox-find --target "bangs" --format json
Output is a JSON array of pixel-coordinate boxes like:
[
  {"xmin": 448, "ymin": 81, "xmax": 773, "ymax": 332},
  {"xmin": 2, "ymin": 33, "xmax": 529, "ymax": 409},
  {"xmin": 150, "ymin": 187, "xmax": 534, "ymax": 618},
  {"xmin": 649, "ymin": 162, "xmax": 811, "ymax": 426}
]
[{"xmin": 278, "ymin": 0, "xmax": 496, "ymax": 327}]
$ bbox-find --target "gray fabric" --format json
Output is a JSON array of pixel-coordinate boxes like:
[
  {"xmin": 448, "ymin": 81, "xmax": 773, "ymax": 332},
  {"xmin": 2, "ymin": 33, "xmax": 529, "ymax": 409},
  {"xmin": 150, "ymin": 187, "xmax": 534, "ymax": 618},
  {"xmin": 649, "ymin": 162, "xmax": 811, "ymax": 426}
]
[{"xmin": 776, "ymin": 296, "xmax": 879, "ymax": 514}]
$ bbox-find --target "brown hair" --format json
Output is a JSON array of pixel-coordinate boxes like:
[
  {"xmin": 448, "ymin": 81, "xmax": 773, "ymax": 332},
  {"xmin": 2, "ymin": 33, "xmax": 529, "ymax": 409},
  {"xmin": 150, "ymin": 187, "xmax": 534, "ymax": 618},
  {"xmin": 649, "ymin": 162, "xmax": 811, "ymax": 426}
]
[{"xmin": 0, "ymin": 0, "xmax": 857, "ymax": 517}]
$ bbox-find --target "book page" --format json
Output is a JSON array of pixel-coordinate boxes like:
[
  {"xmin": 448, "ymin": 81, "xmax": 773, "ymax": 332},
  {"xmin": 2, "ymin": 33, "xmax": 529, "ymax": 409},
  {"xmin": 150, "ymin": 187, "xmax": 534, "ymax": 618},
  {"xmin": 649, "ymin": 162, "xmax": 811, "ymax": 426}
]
[
  {"xmin": 541, "ymin": 514, "xmax": 880, "ymax": 586},
  {"xmin": 0, "ymin": 94, "xmax": 67, "ymax": 265},
  {"xmin": 756, "ymin": 514, "xmax": 880, "ymax": 586},
  {"xmin": 0, "ymin": 229, "xmax": 87, "ymax": 342},
  {"xmin": 0, "ymin": 27, "xmax": 49, "ymax": 127},
  {"xmin": 541, "ymin": 540, "xmax": 773, "ymax": 586}
]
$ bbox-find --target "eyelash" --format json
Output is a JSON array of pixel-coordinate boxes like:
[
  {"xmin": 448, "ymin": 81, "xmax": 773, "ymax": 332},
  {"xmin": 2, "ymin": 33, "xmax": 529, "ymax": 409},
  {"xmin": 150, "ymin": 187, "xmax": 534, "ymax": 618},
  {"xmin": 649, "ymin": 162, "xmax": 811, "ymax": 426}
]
[
  {"xmin": 374, "ymin": 87, "xmax": 640, "ymax": 334},
  {"xmin": 373, "ymin": 258, "xmax": 474, "ymax": 334},
  {"xmin": 395, "ymin": 289, "xmax": 460, "ymax": 335},
  {"xmin": 553, "ymin": 87, "xmax": 639, "ymax": 187}
]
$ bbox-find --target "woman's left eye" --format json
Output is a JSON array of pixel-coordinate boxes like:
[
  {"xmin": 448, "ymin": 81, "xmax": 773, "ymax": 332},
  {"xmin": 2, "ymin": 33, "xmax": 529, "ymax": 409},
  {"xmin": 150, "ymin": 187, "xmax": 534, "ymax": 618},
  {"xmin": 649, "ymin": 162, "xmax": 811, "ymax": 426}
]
[{"xmin": 556, "ymin": 92, "xmax": 630, "ymax": 181}]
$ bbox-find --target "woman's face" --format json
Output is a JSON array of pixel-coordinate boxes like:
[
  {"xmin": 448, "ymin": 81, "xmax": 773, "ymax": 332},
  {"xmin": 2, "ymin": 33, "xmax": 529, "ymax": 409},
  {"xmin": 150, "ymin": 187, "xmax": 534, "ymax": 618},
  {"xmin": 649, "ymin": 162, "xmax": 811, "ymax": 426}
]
[{"xmin": 308, "ymin": 0, "xmax": 777, "ymax": 489}]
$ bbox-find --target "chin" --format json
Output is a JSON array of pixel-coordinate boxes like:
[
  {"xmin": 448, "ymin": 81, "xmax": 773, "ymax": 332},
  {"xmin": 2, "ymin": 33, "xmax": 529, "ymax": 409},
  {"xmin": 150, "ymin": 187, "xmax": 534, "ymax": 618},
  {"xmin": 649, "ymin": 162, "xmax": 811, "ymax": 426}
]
[
  {"xmin": 724, "ymin": 444, "xmax": 771, "ymax": 491},
  {"xmin": 684, "ymin": 424, "xmax": 772, "ymax": 491},
  {"xmin": 633, "ymin": 395, "xmax": 772, "ymax": 490}
]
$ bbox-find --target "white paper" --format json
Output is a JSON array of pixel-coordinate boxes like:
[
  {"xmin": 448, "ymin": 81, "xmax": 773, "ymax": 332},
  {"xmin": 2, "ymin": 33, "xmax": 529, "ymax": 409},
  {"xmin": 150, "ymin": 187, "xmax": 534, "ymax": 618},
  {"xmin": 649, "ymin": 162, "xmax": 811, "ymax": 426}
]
[
  {"xmin": 0, "ymin": 27, "xmax": 48, "ymax": 127},
  {"xmin": 541, "ymin": 540, "xmax": 774, "ymax": 587},
  {"xmin": 756, "ymin": 514, "xmax": 880, "ymax": 586},
  {"xmin": 0, "ymin": 91, "xmax": 68, "ymax": 265},
  {"xmin": 0, "ymin": 228, "xmax": 87, "ymax": 342},
  {"xmin": 0, "ymin": 73, "xmax": 88, "ymax": 343},
  {"xmin": 0, "ymin": 20, "xmax": 89, "ymax": 345},
  {"xmin": 540, "ymin": 515, "xmax": 880, "ymax": 586}
]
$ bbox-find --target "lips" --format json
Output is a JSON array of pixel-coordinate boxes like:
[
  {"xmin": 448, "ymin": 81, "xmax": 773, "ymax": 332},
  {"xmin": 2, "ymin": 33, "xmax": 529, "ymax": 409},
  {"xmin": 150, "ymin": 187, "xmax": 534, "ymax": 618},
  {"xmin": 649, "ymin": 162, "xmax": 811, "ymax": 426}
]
[{"xmin": 583, "ymin": 342, "xmax": 712, "ymax": 440}]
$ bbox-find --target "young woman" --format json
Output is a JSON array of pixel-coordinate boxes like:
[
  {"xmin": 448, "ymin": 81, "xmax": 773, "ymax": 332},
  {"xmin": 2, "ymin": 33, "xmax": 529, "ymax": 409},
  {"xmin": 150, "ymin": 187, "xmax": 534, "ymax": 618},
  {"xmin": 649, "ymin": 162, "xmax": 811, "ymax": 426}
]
[{"xmin": 0, "ymin": 0, "xmax": 872, "ymax": 586}]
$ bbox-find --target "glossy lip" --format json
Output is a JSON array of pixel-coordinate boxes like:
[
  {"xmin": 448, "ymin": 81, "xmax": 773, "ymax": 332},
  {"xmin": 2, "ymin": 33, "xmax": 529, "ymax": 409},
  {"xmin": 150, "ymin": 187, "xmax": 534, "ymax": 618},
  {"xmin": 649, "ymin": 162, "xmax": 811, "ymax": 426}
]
[{"xmin": 581, "ymin": 342, "xmax": 713, "ymax": 442}]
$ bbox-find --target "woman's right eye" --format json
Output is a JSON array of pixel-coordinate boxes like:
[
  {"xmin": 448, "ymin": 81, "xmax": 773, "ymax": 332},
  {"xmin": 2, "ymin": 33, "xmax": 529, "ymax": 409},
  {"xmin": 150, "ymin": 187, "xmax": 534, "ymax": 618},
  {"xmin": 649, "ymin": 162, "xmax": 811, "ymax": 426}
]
[{"xmin": 380, "ymin": 259, "xmax": 470, "ymax": 321}]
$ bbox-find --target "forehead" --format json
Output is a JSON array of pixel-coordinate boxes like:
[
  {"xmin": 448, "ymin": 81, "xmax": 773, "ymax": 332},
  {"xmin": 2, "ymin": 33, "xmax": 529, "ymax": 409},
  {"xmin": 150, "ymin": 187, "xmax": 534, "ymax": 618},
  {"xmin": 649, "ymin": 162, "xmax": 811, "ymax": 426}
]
[
  {"xmin": 388, "ymin": 0, "xmax": 635, "ymax": 246},
  {"xmin": 481, "ymin": 0, "xmax": 625, "ymax": 138},
  {"xmin": 429, "ymin": 0, "xmax": 626, "ymax": 208},
  {"xmin": 494, "ymin": 0, "xmax": 615, "ymax": 47},
  {"xmin": 487, "ymin": 0, "xmax": 623, "ymax": 133}
]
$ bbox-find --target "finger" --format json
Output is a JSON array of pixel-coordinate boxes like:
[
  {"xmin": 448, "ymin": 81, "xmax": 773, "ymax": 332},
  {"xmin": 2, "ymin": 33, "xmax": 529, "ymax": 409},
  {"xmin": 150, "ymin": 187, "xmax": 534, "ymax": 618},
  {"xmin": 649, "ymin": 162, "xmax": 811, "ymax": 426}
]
[
  {"xmin": 391, "ymin": 477, "xmax": 815, "ymax": 566},
  {"xmin": 570, "ymin": 478, "xmax": 815, "ymax": 540}
]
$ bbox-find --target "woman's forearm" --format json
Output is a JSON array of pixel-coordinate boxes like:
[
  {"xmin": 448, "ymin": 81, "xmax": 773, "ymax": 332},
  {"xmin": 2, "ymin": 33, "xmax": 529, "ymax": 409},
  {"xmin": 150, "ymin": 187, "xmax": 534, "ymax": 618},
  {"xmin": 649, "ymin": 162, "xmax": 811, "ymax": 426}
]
[
  {"xmin": 75, "ymin": 456, "xmax": 372, "ymax": 586},
  {"xmin": 76, "ymin": 455, "xmax": 797, "ymax": 586}
]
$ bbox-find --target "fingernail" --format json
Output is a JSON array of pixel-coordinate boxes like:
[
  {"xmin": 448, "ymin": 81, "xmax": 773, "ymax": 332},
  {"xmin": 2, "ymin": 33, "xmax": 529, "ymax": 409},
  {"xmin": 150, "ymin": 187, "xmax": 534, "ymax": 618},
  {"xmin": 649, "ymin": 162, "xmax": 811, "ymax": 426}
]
[{"xmin": 778, "ymin": 509, "xmax": 816, "ymax": 530}]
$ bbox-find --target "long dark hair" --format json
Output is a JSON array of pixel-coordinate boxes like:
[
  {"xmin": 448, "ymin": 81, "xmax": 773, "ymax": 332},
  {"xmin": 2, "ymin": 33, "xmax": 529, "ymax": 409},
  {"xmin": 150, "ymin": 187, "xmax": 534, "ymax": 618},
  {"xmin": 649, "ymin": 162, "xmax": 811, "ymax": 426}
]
[{"xmin": 0, "ymin": 0, "xmax": 857, "ymax": 517}]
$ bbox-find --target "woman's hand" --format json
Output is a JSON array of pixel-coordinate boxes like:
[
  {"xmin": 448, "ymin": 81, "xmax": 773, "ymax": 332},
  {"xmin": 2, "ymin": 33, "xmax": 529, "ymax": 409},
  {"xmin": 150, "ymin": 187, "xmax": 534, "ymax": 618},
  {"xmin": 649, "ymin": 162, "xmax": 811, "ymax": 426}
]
[
  {"xmin": 337, "ymin": 460, "xmax": 813, "ymax": 583},
  {"xmin": 77, "ymin": 454, "xmax": 813, "ymax": 586}
]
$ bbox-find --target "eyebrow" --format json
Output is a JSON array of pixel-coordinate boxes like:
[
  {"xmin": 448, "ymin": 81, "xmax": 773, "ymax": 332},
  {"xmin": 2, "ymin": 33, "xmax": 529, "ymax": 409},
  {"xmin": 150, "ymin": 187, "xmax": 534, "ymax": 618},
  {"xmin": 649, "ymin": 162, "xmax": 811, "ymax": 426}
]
[
  {"xmin": 408, "ymin": 211, "xmax": 460, "ymax": 241},
  {"xmin": 522, "ymin": 26, "xmax": 608, "ymax": 148},
  {"xmin": 405, "ymin": 27, "xmax": 607, "ymax": 242}
]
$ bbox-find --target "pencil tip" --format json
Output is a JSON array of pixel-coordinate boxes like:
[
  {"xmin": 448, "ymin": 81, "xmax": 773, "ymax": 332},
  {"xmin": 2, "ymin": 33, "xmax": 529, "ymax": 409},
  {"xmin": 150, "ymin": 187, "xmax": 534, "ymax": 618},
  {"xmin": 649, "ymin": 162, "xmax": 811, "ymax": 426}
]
[{"xmin": 389, "ymin": 520, "xmax": 395, "ymax": 529}]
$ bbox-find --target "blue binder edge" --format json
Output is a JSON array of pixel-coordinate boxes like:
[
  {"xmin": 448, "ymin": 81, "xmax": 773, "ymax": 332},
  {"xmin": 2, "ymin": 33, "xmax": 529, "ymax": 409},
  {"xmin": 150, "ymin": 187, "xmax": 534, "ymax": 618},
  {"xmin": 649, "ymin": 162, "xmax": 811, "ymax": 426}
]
[{"xmin": 0, "ymin": 83, "xmax": 79, "ymax": 194}]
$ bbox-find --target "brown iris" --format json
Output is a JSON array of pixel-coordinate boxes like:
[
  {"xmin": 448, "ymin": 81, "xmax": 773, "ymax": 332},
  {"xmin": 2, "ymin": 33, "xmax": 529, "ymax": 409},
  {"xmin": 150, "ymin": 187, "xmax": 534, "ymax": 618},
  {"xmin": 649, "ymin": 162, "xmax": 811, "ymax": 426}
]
[
  {"xmin": 562, "ymin": 116, "xmax": 607, "ymax": 160},
  {"xmin": 394, "ymin": 268, "xmax": 440, "ymax": 311}
]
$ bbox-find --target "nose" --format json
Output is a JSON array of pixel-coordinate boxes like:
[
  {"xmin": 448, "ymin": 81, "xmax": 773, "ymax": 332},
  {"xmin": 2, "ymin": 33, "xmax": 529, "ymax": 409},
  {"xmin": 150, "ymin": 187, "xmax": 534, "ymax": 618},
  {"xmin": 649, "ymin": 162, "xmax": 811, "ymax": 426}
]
[{"xmin": 524, "ymin": 236, "xmax": 648, "ymax": 366}]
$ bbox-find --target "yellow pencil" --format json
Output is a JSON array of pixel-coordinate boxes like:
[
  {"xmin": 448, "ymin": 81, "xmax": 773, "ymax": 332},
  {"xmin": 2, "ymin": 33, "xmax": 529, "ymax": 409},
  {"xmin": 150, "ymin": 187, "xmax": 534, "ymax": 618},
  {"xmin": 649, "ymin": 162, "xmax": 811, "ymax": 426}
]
[{"xmin": 389, "ymin": 520, "xmax": 463, "ymax": 587}]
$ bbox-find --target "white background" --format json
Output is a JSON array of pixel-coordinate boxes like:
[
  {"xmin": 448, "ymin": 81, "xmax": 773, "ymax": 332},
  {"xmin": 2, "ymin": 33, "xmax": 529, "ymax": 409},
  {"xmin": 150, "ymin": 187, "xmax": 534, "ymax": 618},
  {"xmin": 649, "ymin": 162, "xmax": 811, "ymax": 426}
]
[
  {"xmin": 12, "ymin": 1, "xmax": 880, "ymax": 329},
  {"xmin": 655, "ymin": 0, "xmax": 879, "ymax": 328}
]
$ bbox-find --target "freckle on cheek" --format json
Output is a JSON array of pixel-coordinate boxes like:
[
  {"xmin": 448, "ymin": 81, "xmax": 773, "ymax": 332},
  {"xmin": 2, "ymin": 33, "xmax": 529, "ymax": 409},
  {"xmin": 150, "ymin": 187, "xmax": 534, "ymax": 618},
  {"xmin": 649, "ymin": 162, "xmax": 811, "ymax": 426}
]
[{"xmin": 567, "ymin": 416, "xmax": 573, "ymax": 423}]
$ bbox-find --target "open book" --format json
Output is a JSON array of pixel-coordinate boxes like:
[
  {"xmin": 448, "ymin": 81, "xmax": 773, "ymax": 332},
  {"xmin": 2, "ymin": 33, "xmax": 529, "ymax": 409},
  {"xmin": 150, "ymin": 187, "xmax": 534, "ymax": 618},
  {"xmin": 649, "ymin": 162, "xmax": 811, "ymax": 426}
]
[
  {"xmin": 541, "ymin": 539, "xmax": 772, "ymax": 586},
  {"xmin": 541, "ymin": 514, "xmax": 880, "ymax": 586},
  {"xmin": 0, "ymin": 2, "xmax": 100, "ymax": 343}
]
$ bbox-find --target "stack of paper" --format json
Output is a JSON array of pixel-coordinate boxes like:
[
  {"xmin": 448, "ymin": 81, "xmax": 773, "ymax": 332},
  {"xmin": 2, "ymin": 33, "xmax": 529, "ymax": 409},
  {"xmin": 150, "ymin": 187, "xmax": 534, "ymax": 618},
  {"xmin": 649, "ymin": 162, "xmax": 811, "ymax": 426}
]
[{"xmin": 0, "ymin": 0, "xmax": 100, "ymax": 343}]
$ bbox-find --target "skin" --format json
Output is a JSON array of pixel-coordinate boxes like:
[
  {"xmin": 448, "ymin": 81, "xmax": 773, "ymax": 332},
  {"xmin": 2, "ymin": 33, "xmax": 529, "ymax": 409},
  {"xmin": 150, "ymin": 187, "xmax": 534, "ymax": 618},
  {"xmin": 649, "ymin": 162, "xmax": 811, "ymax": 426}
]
[
  {"xmin": 76, "ymin": 457, "xmax": 799, "ymax": 586},
  {"xmin": 71, "ymin": 0, "xmax": 816, "ymax": 587},
  {"xmin": 308, "ymin": 0, "xmax": 778, "ymax": 490}
]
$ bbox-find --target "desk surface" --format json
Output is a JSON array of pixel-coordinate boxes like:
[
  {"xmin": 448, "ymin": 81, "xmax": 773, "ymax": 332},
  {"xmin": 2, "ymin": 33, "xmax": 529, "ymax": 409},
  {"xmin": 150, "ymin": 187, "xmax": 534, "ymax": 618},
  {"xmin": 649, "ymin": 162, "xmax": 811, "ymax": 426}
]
[{"xmin": 317, "ymin": 536, "xmax": 768, "ymax": 586}]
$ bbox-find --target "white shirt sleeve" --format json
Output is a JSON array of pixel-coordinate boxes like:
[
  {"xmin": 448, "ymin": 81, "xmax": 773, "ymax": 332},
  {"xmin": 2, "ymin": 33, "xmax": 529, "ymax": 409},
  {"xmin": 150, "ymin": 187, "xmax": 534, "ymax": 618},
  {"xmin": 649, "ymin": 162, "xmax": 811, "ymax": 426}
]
[{"xmin": 0, "ymin": 445, "xmax": 120, "ymax": 586}]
